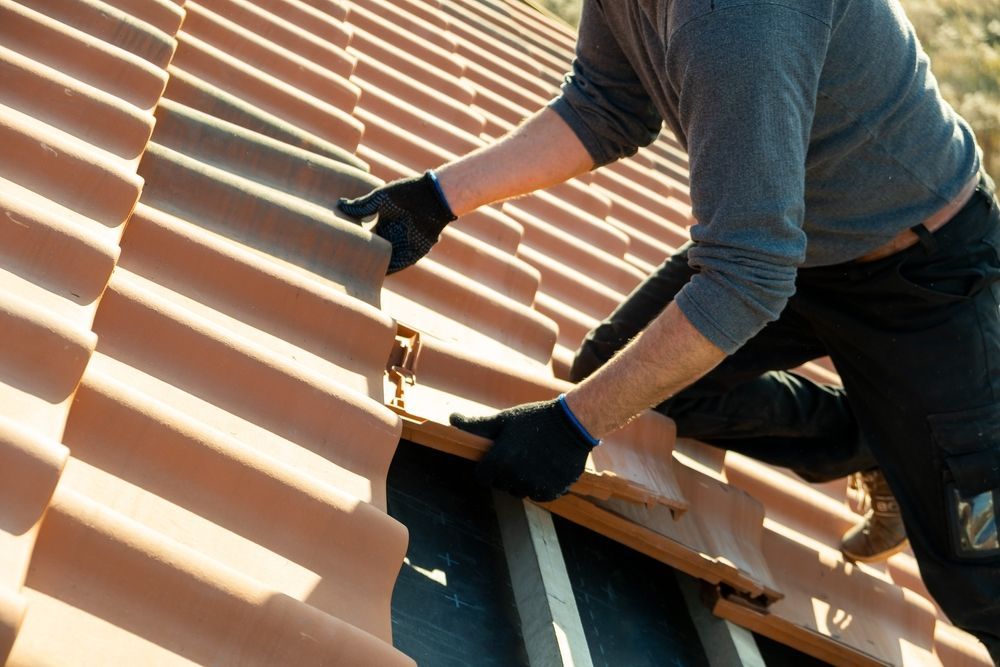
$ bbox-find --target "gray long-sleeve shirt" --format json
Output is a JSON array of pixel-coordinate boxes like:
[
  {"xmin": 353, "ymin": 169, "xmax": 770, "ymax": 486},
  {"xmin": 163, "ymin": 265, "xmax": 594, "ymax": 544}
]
[{"xmin": 549, "ymin": 0, "xmax": 981, "ymax": 354}]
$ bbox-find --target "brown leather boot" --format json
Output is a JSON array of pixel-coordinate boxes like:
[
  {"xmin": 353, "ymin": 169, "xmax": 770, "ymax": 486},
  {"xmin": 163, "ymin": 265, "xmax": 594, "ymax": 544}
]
[{"xmin": 840, "ymin": 469, "xmax": 909, "ymax": 563}]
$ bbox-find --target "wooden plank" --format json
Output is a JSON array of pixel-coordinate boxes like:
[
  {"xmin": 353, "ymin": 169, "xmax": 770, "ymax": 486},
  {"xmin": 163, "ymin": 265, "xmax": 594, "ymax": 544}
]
[
  {"xmin": 493, "ymin": 492, "xmax": 593, "ymax": 667},
  {"xmin": 675, "ymin": 572, "xmax": 766, "ymax": 667}
]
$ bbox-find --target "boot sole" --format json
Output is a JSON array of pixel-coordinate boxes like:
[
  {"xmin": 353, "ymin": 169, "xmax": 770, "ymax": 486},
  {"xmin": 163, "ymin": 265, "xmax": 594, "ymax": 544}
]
[{"xmin": 841, "ymin": 537, "xmax": 910, "ymax": 564}]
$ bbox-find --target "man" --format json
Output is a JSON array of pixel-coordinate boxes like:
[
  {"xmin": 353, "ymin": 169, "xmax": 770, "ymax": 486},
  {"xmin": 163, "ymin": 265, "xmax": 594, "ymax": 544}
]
[{"xmin": 338, "ymin": 0, "xmax": 999, "ymax": 658}]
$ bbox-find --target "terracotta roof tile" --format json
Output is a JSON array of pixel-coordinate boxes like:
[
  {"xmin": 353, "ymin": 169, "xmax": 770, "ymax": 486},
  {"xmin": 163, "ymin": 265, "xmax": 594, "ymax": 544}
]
[
  {"xmin": 162, "ymin": 66, "xmax": 364, "ymax": 166},
  {"xmin": 172, "ymin": 33, "xmax": 363, "ymax": 149},
  {"xmin": 1, "ymin": 1, "xmax": 168, "ymax": 109},
  {"xmin": 0, "ymin": 46, "xmax": 155, "ymax": 162},
  {"xmin": 181, "ymin": 2, "xmax": 360, "ymax": 110},
  {"xmin": 3, "ymin": 0, "xmax": 993, "ymax": 662},
  {"xmin": 191, "ymin": 0, "xmax": 355, "ymax": 77},
  {"xmin": 63, "ymin": 369, "xmax": 405, "ymax": 639},
  {"xmin": 1, "ymin": 0, "xmax": 416, "ymax": 661},
  {"xmin": 14, "ymin": 486, "xmax": 409, "ymax": 665},
  {"xmin": 22, "ymin": 0, "xmax": 178, "ymax": 68}
]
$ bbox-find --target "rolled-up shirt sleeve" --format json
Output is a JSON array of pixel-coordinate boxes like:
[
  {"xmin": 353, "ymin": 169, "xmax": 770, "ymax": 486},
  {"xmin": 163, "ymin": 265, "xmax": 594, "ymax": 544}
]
[
  {"xmin": 548, "ymin": 0, "xmax": 663, "ymax": 167},
  {"xmin": 667, "ymin": 5, "xmax": 831, "ymax": 354}
]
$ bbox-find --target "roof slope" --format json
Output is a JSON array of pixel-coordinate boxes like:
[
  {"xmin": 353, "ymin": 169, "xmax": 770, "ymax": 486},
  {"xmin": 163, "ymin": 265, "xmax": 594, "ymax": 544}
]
[
  {"xmin": 2, "ymin": 0, "xmax": 411, "ymax": 663},
  {"xmin": 0, "ymin": 0, "xmax": 993, "ymax": 665}
]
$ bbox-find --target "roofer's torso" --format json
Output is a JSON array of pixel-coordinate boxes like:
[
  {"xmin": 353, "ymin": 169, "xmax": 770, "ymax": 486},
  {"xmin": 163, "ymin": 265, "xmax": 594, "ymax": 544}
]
[{"xmin": 562, "ymin": 0, "xmax": 981, "ymax": 267}]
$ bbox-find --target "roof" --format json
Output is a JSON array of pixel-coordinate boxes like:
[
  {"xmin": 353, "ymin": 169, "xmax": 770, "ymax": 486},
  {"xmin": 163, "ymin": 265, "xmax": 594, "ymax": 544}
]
[{"xmin": 0, "ymin": 0, "xmax": 993, "ymax": 664}]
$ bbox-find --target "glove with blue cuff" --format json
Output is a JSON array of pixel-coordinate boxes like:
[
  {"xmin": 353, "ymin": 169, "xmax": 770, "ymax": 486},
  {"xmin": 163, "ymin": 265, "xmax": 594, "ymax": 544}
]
[
  {"xmin": 450, "ymin": 394, "xmax": 600, "ymax": 502},
  {"xmin": 336, "ymin": 170, "xmax": 456, "ymax": 273}
]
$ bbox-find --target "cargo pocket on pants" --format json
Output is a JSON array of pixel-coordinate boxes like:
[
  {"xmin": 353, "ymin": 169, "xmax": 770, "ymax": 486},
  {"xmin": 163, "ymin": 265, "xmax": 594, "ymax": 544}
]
[{"xmin": 928, "ymin": 403, "xmax": 1000, "ymax": 560}]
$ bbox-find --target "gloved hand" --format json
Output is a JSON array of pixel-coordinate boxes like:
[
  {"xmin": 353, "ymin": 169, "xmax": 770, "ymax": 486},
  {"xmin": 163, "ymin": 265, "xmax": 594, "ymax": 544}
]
[
  {"xmin": 336, "ymin": 171, "xmax": 456, "ymax": 273},
  {"xmin": 450, "ymin": 395, "xmax": 600, "ymax": 502}
]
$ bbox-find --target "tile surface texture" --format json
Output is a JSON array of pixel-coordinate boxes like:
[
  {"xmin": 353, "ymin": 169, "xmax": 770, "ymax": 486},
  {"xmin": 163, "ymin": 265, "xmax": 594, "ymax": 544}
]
[{"xmin": 1, "ymin": 0, "xmax": 993, "ymax": 665}]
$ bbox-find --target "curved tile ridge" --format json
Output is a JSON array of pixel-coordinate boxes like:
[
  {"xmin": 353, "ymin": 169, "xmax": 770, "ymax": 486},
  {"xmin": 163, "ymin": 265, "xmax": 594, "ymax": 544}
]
[
  {"xmin": 172, "ymin": 31, "xmax": 363, "ymax": 151},
  {"xmin": 728, "ymin": 447, "xmax": 954, "ymax": 636},
  {"xmin": 724, "ymin": 451, "xmax": 860, "ymax": 548},
  {"xmin": 429, "ymin": 226, "xmax": 541, "ymax": 308},
  {"xmin": 507, "ymin": 191, "xmax": 629, "ymax": 257},
  {"xmin": 441, "ymin": 0, "xmax": 573, "ymax": 81},
  {"xmin": 384, "ymin": 257, "xmax": 558, "ymax": 366},
  {"xmin": 351, "ymin": 55, "xmax": 486, "ymax": 136},
  {"xmin": 136, "ymin": 141, "xmax": 388, "ymax": 303},
  {"xmin": 162, "ymin": 66, "xmax": 365, "ymax": 168},
  {"xmin": 0, "ymin": 289, "xmax": 96, "ymax": 410},
  {"xmin": 0, "ymin": 588, "xmax": 27, "ymax": 666},
  {"xmin": 93, "ymin": 269, "xmax": 401, "ymax": 508},
  {"xmin": 19, "ymin": 0, "xmax": 177, "ymax": 68},
  {"xmin": 63, "ymin": 367, "xmax": 408, "ymax": 641},
  {"xmin": 0, "ymin": 103, "xmax": 142, "ymax": 231},
  {"xmin": 350, "ymin": 0, "xmax": 458, "ymax": 55},
  {"xmin": 0, "ymin": 0, "xmax": 160, "ymax": 652},
  {"xmin": 0, "ymin": 417, "xmax": 70, "ymax": 550},
  {"xmin": 191, "ymin": 0, "xmax": 354, "ymax": 78},
  {"xmin": 122, "ymin": 203, "xmax": 395, "ymax": 398},
  {"xmin": 439, "ymin": 0, "xmax": 555, "ymax": 83},
  {"xmin": 384, "ymin": 332, "xmax": 685, "ymax": 509},
  {"xmin": 5, "ymin": 486, "xmax": 415, "ymax": 666},
  {"xmin": 516, "ymin": 243, "xmax": 625, "ymax": 329},
  {"xmin": 501, "ymin": 0, "xmax": 579, "ymax": 46},
  {"xmin": 500, "ymin": 200, "xmax": 645, "ymax": 295},
  {"xmin": 0, "ymin": 178, "xmax": 120, "ymax": 308},
  {"xmin": 150, "ymin": 99, "xmax": 374, "ymax": 210},
  {"xmin": 181, "ymin": 1, "xmax": 359, "ymax": 112},
  {"xmin": 92, "ymin": 0, "xmax": 185, "ymax": 35},
  {"xmin": 0, "ymin": 45, "xmax": 154, "ymax": 163},
  {"xmin": 253, "ymin": 0, "xmax": 352, "ymax": 49},
  {"xmin": 346, "ymin": 0, "xmax": 465, "ymax": 79},
  {"xmin": 355, "ymin": 84, "xmax": 484, "ymax": 157},
  {"xmin": 0, "ymin": 0, "xmax": 168, "ymax": 110},
  {"xmin": 451, "ymin": 205, "xmax": 526, "ymax": 256},
  {"xmin": 0, "ymin": 418, "xmax": 69, "ymax": 664},
  {"xmin": 721, "ymin": 450, "xmax": 956, "ymax": 661}
]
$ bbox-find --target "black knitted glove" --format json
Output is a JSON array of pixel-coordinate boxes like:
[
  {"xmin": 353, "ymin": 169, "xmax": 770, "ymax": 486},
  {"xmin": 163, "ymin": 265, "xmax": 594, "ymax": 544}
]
[
  {"xmin": 336, "ymin": 171, "xmax": 456, "ymax": 273},
  {"xmin": 450, "ymin": 396, "xmax": 600, "ymax": 502}
]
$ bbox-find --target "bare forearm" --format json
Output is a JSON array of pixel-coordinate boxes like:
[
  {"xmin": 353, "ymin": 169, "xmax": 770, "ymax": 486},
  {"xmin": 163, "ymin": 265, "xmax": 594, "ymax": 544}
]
[
  {"xmin": 565, "ymin": 302, "xmax": 727, "ymax": 438},
  {"xmin": 434, "ymin": 107, "xmax": 593, "ymax": 216}
]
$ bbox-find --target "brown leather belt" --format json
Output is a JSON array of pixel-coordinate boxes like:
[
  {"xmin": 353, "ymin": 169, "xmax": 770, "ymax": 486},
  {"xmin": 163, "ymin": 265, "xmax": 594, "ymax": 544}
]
[{"xmin": 855, "ymin": 175, "xmax": 980, "ymax": 263}]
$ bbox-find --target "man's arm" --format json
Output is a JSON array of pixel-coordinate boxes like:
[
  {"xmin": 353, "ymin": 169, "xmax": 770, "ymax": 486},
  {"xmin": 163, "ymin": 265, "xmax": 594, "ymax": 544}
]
[
  {"xmin": 435, "ymin": 107, "xmax": 594, "ymax": 216},
  {"xmin": 336, "ymin": 107, "xmax": 594, "ymax": 272},
  {"xmin": 564, "ymin": 301, "xmax": 726, "ymax": 437},
  {"xmin": 449, "ymin": 300, "xmax": 726, "ymax": 502}
]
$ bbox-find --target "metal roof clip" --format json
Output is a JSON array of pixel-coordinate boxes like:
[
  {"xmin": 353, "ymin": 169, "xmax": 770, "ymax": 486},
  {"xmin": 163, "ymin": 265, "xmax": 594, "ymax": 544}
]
[{"xmin": 386, "ymin": 323, "xmax": 422, "ymax": 410}]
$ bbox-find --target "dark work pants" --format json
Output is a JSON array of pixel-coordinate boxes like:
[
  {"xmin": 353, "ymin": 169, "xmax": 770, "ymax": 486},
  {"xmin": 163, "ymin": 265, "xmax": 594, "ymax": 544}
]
[{"xmin": 571, "ymin": 179, "xmax": 1000, "ymax": 659}]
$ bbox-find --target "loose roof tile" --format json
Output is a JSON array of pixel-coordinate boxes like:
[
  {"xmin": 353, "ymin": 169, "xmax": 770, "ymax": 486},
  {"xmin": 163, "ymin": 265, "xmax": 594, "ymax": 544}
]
[
  {"xmin": 543, "ymin": 471, "xmax": 781, "ymax": 603},
  {"xmin": 383, "ymin": 330, "xmax": 686, "ymax": 508}
]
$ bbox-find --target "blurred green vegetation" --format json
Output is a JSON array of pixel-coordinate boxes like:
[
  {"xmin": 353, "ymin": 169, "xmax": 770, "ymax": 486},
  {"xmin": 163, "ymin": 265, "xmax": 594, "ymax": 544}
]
[
  {"xmin": 903, "ymin": 0, "xmax": 1000, "ymax": 175},
  {"xmin": 533, "ymin": 0, "xmax": 999, "ymax": 175},
  {"xmin": 533, "ymin": 0, "xmax": 581, "ymax": 27}
]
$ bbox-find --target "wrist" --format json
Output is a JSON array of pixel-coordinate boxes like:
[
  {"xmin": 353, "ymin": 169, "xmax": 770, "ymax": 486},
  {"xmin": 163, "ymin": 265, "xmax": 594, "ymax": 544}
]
[
  {"xmin": 425, "ymin": 169, "xmax": 456, "ymax": 219},
  {"xmin": 557, "ymin": 393, "xmax": 600, "ymax": 448}
]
